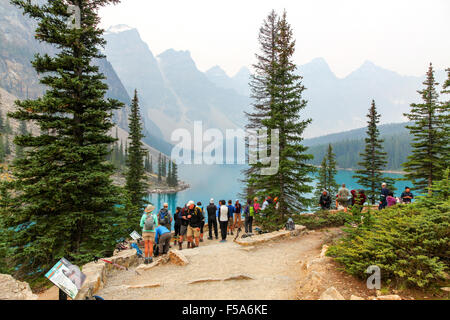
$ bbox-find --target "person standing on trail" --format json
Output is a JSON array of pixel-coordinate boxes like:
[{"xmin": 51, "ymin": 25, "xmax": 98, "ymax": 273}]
[
  {"xmin": 319, "ymin": 190, "xmax": 331, "ymax": 210},
  {"xmin": 139, "ymin": 204, "xmax": 158, "ymax": 264},
  {"xmin": 207, "ymin": 199, "xmax": 218, "ymax": 240},
  {"xmin": 401, "ymin": 187, "xmax": 414, "ymax": 204},
  {"xmin": 337, "ymin": 184, "xmax": 351, "ymax": 212},
  {"xmin": 379, "ymin": 183, "xmax": 390, "ymax": 210},
  {"xmin": 234, "ymin": 200, "xmax": 242, "ymax": 230},
  {"xmin": 197, "ymin": 201, "xmax": 205, "ymax": 242},
  {"xmin": 158, "ymin": 203, "xmax": 173, "ymax": 231},
  {"xmin": 154, "ymin": 221, "xmax": 172, "ymax": 256},
  {"xmin": 227, "ymin": 200, "xmax": 235, "ymax": 235},
  {"xmin": 186, "ymin": 200, "xmax": 204, "ymax": 248},
  {"xmin": 253, "ymin": 197, "xmax": 260, "ymax": 216},
  {"xmin": 178, "ymin": 204, "xmax": 189, "ymax": 250},
  {"xmin": 219, "ymin": 200, "xmax": 229, "ymax": 242},
  {"xmin": 244, "ymin": 199, "xmax": 255, "ymax": 234},
  {"xmin": 173, "ymin": 207, "xmax": 182, "ymax": 246}
]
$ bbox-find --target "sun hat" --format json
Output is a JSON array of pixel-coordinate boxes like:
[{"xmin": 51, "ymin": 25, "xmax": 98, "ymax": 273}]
[
  {"xmin": 145, "ymin": 204, "xmax": 155, "ymax": 213},
  {"xmin": 187, "ymin": 200, "xmax": 195, "ymax": 206}
]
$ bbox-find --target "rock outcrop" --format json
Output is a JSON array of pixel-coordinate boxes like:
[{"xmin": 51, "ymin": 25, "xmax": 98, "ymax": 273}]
[
  {"xmin": 0, "ymin": 274, "xmax": 38, "ymax": 300},
  {"xmin": 319, "ymin": 287, "xmax": 345, "ymax": 300}
]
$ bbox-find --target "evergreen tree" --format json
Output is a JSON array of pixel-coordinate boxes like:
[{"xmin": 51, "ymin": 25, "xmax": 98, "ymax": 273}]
[
  {"xmin": 440, "ymin": 68, "xmax": 450, "ymax": 168},
  {"xmin": 402, "ymin": 63, "xmax": 447, "ymax": 194},
  {"xmin": 4, "ymin": 0, "xmax": 125, "ymax": 278},
  {"xmin": 315, "ymin": 144, "xmax": 338, "ymax": 201},
  {"xmin": 353, "ymin": 100, "xmax": 392, "ymax": 204},
  {"xmin": 242, "ymin": 10, "xmax": 279, "ymax": 199},
  {"xmin": 171, "ymin": 161, "xmax": 178, "ymax": 187},
  {"xmin": 125, "ymin": 90, "xmax": 148, "ymax": 216},
  {"xmin": 15, "ymin": 121, "xmax": 28, "ymax": 159},
  {"xmin": 245, "ymin": 10, "xmax": 314, "ymax": 226},
  {"xmin": 162, "ymin": 156, "xmax": 167, "ymax": 177},
  {"xmin": 167, "ymin": 160, "xmax": 172, "ymax": 186},
  {"xmin": 157, "ymin": 153, "xmax": 162, "ymax": 182}
]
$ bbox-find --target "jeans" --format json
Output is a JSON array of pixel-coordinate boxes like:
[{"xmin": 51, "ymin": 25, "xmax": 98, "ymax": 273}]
[
  {"xmin": 158, "ymin": 232, "xmax": 172, "ymax": 254},
  {"xmin": 208, "ymin": 216, "xmax": 218, "ymax": 238},
  {"xmin": 245, "ymin": 216, "xmax": 253, "ymax": 233},
  {"xmin": 219, "ymin": 220, "xmax": 228, "ymax": 240}
]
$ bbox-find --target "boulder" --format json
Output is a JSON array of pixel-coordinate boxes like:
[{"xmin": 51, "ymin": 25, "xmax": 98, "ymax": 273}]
[
  {"xmin": 169, "ymin": 250, "xmax": 189, "ymax": 266},
  {"xmin": 320, "ymin": 245, "xmax": 329, "ymax": 258},
  {"xmin": 319, "ymin": 287, "xmax": 345, "ymax": 300},
  {"xmin": 377, "ymin": 294, "xmax": 402, "ymax": 300},
  {"xmin": 441, "ymin": 287, "xmax": 450, "ymax": 292},
  {"xmin": 0, "ymin": 274, "xmax": 38, "ymax": 300}
]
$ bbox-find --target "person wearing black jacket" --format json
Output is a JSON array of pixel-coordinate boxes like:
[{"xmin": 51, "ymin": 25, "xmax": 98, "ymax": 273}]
[
  {"xmin": 319, "ymin": 190, "xmax": 331, "ymax": 210},
  {"xmin": 173, "ymin": 207, "xmax": 182, "ymax": 245},
  {"xmin": 186, "ymin": 200, "xmax": 204, "ymax": 249},
  {"xmin": 207, "ymin": 199, "xmax": 218, "ymax": 240}
]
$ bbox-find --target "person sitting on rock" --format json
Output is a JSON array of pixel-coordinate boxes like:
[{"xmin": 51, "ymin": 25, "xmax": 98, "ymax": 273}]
[
  {"xmin": 319, "ymin": 190, "xmax": 331, "ymax": 210},
  {"xmin": 154, "ymin": 221, "xmax": 172, "ymax": 256}
]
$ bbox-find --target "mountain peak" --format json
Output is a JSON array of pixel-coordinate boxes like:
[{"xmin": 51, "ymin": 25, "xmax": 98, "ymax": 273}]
[
  {"xmin": 105, "ymin": 24, "xmax": 135, "ymax": 34},
  {"xmin": 206, "ymin": 65, "xmax": 229, "ymax": 77}
]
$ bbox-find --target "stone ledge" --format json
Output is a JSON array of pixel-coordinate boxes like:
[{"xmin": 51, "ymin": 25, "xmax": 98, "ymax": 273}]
[{"xmin": 235, "ymin": 225, "xmax": 306, "ymax": 246}]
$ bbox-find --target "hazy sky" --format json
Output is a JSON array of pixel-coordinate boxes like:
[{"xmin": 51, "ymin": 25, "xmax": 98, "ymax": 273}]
[{"xmin": 99, "ymin": 0, "xmax": 449, "ymax": 78}]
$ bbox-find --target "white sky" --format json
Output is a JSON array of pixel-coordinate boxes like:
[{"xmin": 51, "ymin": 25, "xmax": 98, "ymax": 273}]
[{"xmin": 98, "ymin": 0, "xmax": 450, "ymax": 78}]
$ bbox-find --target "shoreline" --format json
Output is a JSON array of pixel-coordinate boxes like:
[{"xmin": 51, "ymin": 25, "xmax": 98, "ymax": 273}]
[
  {"xmin": 313, "ymin": 165, "xmax": 406, "ymax": 175},
  {"xmin": 111, "ymin": 172, "xmax": 191, "ymax": 195}
]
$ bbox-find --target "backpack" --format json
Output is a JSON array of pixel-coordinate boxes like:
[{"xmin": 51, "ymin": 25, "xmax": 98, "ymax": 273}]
[
  {"xmin": 144, "ymin": 213, "xmax": 155, "ymax": 231},
  {"xmin": 158, "ymin": 208, "xmax": 171, "ymax": 226},
  {"xmin": 249, "ymin": 205, "xmax": 255, "ymax": 217},
  {"xmin": 285, "ymin": 218, "xmax": 295, "ymax": 231}
]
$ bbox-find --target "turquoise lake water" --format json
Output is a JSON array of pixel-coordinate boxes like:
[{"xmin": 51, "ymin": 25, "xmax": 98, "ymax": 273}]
[{"xmin": 145, "ymin": 164, "xmax": 413, "ymax": 217}]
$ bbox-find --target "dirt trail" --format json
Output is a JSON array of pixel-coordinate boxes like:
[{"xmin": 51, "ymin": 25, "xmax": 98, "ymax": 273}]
[{"xmin": 96, "ymin": 229, "xmax": 339, "ymax": 300}]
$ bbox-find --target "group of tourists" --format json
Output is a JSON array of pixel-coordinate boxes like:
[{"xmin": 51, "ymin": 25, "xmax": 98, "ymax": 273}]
[
  {"xmin": 318, "ymin": 183, "xmax": 414, "ymax": 212},
  {"xmin": 138, "ymin": 197, "xmax": 268, "ymax": 264}
]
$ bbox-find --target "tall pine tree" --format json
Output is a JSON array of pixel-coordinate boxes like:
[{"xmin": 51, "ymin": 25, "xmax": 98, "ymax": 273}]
[
  {"xmin": 353, "ymin": 100, "xmax": 392, "ymax": 204},
  {"xmin": 157, "ymin": 153, "xmax": 162, "ymax": 182},
  {"xmin": 245, "ymin": 10, "xmax": 314, "ymax": 226},
  {"xmin": 125, "ymin": 90, "xmax": 148, "ymax": 215},
  {"xmin": 4, "ymin": 0, "xmax": 125, "ymax": 278},
  {"xmin": 315, "ymin": 144, "xmax": 338, "ymax": 201},
  {"xmin": 403, "ymin": 63, "xmax": 447, "ymax": 194}
]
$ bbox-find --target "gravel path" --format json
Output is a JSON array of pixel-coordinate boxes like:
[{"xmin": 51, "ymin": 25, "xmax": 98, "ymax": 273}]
[{"xmin": 97, "ymin": 230, "xmax": 331, "ymax": 300}]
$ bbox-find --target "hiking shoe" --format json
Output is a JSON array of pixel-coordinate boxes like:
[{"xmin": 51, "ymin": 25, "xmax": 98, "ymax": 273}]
[
  {"xmin": 200, "ymin": 239, "xmax": 204, "ymax": 242},
  {"xmin": 207, "ymin": 237, "xmax": 213, "ymax": 240},
  {"xmin": 220, "ymin": 240, "xmax": 226, "ymax": 243},
  {"xmin": 149, "ymin": 257, "xmax": 153, "ymax": 264},
  {"xmin": 187, "ymin": 242, "xmax": 191, "ymax": 249},
  {"xmin": 144, "ymin": 259, "xmax": 149, "ymax": 265},
  {"xmin": 178, "ymin": 243, "xmax": 182, "ymax": 250},
  {"xmin": 215, "ymin": 236, "xmax": 219, "ymax": 240},
  {"xmin": 231, "ymin": 231, "xmax": 234, "ymax": 235}
]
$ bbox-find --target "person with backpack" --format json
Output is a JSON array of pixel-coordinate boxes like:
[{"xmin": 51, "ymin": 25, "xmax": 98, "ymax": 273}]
[
  {"xmin": 319, "ymin": 190, "xmax": 331, "ymax": 210},
  {"xmin": 139, "ymin": 204, "xmax": 158, "ymax": 264},
  {"xmin": 178, "ymin": 204, "xmax": 189, "ymax": 250},
  {"xmin": 227, "ymin": 200, "xmax": 235, "ymax": 235},
  {"xmin": 207, "ymin": 198, "xmax": 218, "ymax": 240},
  {"xmin": 219, "ymin": 200, "xmax": 229, "ymax": 242},
  {"xmin": 244, "ymin": 199, "xmax": 255, "ymax": 234},
  {"xmin": 154, "ymin": 221, "xmax": 172, "ymax": 256},
  {"xmin": 234, "ymin": 200, "xmax": 242, "ymax": 230},
  {"xmin": 337, "ymin": 184, "xmax": 351, "ymax": 212},
  {"xmin": 186, "ymin": 200, "xmax": 204, "ymax": 248},
  {"xmin": 158, "ymin": 203, "xmax": 173, "ymax": 231},
  {"xmin": 173, "ymin": 207, "xmax": 182, "ymax": 245},
  {"xmin": 197, "ymin": 202, "xmax": 205, "ymax": 242}
]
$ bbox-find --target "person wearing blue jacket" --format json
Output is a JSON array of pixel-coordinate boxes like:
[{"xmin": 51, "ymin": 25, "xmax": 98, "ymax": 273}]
[
  {"xmin": 154, "ymin": 222, "xmax": 172, "ymax": 256},
  {"xmin": 227, "ymin": 200, "xmax": 235, "ymax": 236}
]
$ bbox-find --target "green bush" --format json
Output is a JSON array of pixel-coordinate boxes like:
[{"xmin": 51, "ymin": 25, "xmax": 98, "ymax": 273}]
[
  {"xmin": 327, "ymin": 173, "xmax": 450, "ymax": 289},
  {"xmin": 291, "ymin": 210, "xmax": 352, "ymax": 230}
]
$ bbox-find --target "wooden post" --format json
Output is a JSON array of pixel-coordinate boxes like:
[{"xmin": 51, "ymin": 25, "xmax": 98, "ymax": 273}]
[{"xmin": 59, "ymin": 288, "xmax": 68, "ymax": 300}]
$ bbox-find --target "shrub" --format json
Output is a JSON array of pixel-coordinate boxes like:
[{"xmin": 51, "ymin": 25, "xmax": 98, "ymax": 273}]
[
  {"xmin": 327, "ymin": 185, "xmax": 450, "ymax": 288},
  {"xmin": 290, "ymin": 210, "xmax": 352, "ymax": 230}
]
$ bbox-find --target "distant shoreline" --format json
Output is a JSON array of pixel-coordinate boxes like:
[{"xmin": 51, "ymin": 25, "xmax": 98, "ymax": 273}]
[{"xmin": 313, "ymin": 165, "xmax": 406, "ymax": 175}]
